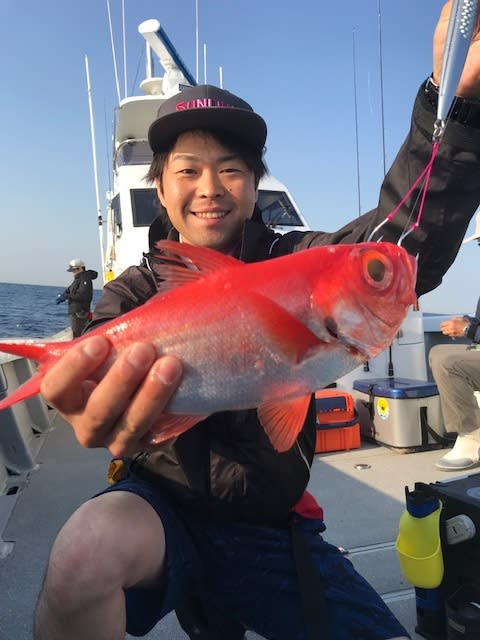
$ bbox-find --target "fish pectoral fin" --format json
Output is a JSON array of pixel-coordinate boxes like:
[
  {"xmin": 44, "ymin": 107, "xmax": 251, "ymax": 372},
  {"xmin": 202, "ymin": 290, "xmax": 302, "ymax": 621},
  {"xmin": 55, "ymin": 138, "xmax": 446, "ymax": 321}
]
[
  {"xmin": 257, "ymin": 394, "xmax": 312, "ymax": 452},
  {"xmin": 241, "ymin": 292, "xmax": 323, "ymax": 364},
  {"xmin": 0, "ymin": 373, "xmax": 43, "ymax": 411},
  {"xmin": 147, "ymin": 413, "xmax": 207, "ymax": 445}
]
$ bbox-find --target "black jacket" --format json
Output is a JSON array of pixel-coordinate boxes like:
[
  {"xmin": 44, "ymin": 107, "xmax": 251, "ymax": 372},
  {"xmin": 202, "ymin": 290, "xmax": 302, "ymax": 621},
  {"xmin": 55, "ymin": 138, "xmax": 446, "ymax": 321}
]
[
  {"xmin": 65, "ymin": 269, "xmax": 98, "ymax": 315},
  {"xmin": 91, "ymin": 81, "xmax": 480, "ymax": 524}
]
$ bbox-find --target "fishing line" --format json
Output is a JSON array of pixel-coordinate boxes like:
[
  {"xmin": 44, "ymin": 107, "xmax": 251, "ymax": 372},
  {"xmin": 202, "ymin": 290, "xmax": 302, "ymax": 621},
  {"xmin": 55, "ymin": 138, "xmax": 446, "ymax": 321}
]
[
  {"xmin": 368, "ymin": 0, "xmax": 480, "ymax": 247},
  {"xmin": 367, "ymin": 141, "xmax": 440, "ymax": 243}
]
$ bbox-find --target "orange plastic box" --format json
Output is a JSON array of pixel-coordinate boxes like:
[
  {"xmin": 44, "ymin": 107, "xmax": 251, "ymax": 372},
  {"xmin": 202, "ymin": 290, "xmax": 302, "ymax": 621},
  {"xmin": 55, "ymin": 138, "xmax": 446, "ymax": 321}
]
[
  {"xmin": 314, "ymin": 421, "xmax": 360, "ymax": 453},
  {"xmin": 314, "ymin": 389, "xmax": 360, "ymax": 453},
  {"xmin": 314, "ymin": 389, "xmax": 355, "ymax": 425}
]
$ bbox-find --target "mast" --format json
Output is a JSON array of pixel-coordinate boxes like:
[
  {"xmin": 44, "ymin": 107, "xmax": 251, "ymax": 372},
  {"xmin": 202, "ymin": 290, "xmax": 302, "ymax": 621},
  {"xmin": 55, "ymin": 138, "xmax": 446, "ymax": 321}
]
[
  {"xmin": 377, "ymin": 0, "xmax": 386, "ymax": 176},
  {"xmin": 122, "ymin": 0, "xmax": 127, "ymax": 98},
  {"xmin": 84, "ymin": 55, "xmax": 105, "ymax": 281},
  {"xmin": 352, "ymin": 30, "xmax": 361, "ymax": 218},
  {"xmin": 106, "ymin": 0, "xmax": 121, "ymax": 104},
  {"xmin": 195, "ymin": 0, "xmax": 199, "ymax": 83}
]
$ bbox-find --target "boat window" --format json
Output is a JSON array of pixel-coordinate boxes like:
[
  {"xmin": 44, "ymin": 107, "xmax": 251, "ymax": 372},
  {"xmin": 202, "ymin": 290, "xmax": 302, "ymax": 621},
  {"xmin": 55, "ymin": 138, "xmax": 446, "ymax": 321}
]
[
  {"xmin": 116, "ymin": 141, "xmax": 153, "ymax": 168},
  {"xmin": 131, "ymin": 188, "xmax": 162, "ymax": 226},
  {"xmin": 257, "ymin": 190, "xmax": 304, "ymax": 228},
  {"xmin": 112, "ymin": 194, "xmax": 122, "ymax": 238}
]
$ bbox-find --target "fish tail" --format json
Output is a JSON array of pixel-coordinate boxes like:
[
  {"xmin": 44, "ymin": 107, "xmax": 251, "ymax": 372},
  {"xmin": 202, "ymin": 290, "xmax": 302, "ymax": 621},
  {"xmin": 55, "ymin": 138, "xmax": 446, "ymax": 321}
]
[
  {"xmin": 0, "ymin": 341, "xmax": 51, "ymax": 362},
  {"xmin": 0, "ymin": 372, "xmax": 43, "ymax": 411},
  {"xmin": 0, "ymin": 340, "xmax": 71, "ymax": 411}
]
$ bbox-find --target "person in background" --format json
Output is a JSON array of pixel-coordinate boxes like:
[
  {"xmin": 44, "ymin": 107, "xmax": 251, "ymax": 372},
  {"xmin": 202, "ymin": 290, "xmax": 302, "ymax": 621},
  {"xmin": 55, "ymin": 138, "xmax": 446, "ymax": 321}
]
[
  {"xmin": 33, "ymin": 3, "xmax": 480, "ymax": 639},
  {"xmin": 430, "ymin": 213, "xmax": 480, "ymax": 471},
  {"xmin": 56, "ymin": 259, "xmax": 98, "ymax": 338}
]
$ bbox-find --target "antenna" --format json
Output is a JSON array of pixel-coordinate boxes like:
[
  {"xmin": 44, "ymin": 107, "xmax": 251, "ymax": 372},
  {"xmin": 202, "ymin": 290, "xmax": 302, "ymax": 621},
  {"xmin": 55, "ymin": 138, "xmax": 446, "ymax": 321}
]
[
  {"xmin": 122, "ymin": 0, "xmax": 127, "ymax": 98},
  {"xmin": 377, "ymin": 0, "xmax": 386, "ymax": 176},
  {"xmin": 352, "ymin": 30, "xmax": 361, "ymax": 218},
  {"xmin": 203, "ymin": 42, "xmax": 207, "ymax": 83},
  {"xmin": 195, "ymin": 0, "xmax": 199, "ymax": 83},
  {"xmin": 219, "ymin": 66, "xmax": 223, "ymax": 88},
  {"xmin": 138, "ymin": 20, "xmax": 196, "ymax": 89},
  {"xmin": 106, "ymin": 0, "xmax": 121, "ymax": 104},
  {"xmin": 85, "ymin": 56, "xmax": 105, "ymax": 280}
]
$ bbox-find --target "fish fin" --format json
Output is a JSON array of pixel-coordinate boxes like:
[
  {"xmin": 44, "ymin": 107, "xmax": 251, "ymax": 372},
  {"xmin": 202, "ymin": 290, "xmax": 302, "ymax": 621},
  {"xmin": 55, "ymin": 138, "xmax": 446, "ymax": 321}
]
[
  {"xmin": 152, "ymin": 240, "xmax": 243, "ymax": 292},
  {"xmin": 258, "ymin": 395, "xmax": 312, "ymax": 452},
  {"xmin": 0, "ymin": 372, "xmax": 43, "ymax": 411},
  {"xmin": 0, "ymin": 340, "xmax": 72, "ymax": 363},
  {"xmin": 147, "ymin": 413, "xmax": 207, "ymax": 445},
  {"xmin": 243, "ymin": 293, "xmax": 323, "ymax": 364},
  {"xmin": 0, "ymin": 340, "xmax": 50, "ymax": 362}
]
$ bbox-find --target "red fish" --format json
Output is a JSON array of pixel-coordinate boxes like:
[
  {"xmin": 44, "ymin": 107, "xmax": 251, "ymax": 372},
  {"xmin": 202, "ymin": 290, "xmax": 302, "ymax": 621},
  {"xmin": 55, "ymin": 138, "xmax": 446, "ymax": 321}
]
[{"xmin": 0, "ymin": 241, "xmax": 416, "ymax": 452}]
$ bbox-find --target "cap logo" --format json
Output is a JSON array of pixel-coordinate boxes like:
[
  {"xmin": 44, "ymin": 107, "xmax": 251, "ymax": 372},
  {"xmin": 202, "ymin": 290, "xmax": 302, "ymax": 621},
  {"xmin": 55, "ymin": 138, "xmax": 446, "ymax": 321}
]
[{"xmin": 176, "ymin": 98, "xmax": 235, "ymax": 111}]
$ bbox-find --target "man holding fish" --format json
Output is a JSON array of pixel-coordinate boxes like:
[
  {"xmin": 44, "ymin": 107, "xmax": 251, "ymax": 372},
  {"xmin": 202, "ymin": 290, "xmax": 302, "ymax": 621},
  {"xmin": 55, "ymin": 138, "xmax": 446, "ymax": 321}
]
[{"xmin": 32, "ymin": 3, "xmax": 480, "ymax": 639}]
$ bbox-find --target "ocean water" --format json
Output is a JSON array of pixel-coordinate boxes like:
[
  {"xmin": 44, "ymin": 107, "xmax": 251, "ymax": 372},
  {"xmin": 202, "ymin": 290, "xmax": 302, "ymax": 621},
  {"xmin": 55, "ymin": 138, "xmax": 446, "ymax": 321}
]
[{"xmin": 0, "ymin": 282, "xmax": 101, "ymax": 339}]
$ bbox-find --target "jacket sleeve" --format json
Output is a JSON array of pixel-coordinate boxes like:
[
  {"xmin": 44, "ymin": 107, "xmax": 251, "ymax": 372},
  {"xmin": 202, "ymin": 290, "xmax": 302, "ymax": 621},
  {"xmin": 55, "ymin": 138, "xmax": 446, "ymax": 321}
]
[
  {"xmin": 465, "ymin": 296, "xmax": 480, "ymax": 343},
  {"xmin": 90, "ymin": 266, "xmax": 157, "ymax": 326},
  {"xmin": 272, "ymin": 79, "xmax": 480, "ymax": 298},
  {"xmin": 65, "ymin": 278, "xmax": 92, "ymax": 307}
]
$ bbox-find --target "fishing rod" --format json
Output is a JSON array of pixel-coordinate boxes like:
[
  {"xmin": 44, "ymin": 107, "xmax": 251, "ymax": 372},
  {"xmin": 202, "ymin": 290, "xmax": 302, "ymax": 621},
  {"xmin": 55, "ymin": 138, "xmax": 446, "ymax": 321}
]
[
  {"xmin": 368, "ymin": 0, "xmax": 480, "ymax": 245},
  {"xmin": 434, "ymin": 0, "xmax": 480, "ymax": 142}
]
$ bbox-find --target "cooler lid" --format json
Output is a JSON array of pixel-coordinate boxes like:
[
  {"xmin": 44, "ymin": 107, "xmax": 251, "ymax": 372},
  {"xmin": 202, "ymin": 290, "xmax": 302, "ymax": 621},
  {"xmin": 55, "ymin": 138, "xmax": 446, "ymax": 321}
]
[{"xmin": 352, "ymin": 377, "xmax": 439, "ymax": 399}]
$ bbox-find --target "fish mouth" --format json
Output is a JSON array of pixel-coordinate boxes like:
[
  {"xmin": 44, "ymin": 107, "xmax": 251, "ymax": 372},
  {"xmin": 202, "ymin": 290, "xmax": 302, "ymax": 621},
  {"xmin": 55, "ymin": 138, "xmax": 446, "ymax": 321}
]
[{"xmin": 324, "ymin": 317, "xmax": 368, "ymax": 360}]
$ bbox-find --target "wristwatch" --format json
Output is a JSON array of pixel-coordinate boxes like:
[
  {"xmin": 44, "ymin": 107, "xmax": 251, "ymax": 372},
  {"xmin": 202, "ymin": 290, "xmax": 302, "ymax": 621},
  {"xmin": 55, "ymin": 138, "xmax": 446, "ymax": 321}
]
[
  {"xmin": 424, "ymin": 76, "xmax": 480, "ymax": 128},
  {"xmin": 462, "ymin": 316, "xmax": 471, "ymax": 338}
]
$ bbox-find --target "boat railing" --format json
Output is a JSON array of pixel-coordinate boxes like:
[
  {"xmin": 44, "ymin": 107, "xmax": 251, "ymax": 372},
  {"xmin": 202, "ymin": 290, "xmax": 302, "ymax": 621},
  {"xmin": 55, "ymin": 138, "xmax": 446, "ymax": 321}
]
[{"xmin": 0, "ymin": 328, "xmax": 72, "ymax": 557}]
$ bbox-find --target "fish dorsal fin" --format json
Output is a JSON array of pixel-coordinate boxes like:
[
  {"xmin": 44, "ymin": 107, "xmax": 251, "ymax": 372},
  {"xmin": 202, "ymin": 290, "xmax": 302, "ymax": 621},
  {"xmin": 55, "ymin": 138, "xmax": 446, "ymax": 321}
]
[
  {"xmin": 258, "ymin": 394, "xmax": 312, "ymax": 452},
  {"xmin": 153, "ymin": 240, "xmax": 243, "ymax": 292}
]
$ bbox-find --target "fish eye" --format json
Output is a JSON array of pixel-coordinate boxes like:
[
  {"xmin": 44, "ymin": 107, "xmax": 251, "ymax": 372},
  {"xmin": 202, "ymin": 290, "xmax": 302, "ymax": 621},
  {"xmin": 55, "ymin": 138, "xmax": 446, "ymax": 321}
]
[
  {"xmin": 367, "ymin": 258, "xmax": 385, "ymax": 282},
  {"xmin": 361, "ymin": 251, "xmax": 393, "ymax": 289}
]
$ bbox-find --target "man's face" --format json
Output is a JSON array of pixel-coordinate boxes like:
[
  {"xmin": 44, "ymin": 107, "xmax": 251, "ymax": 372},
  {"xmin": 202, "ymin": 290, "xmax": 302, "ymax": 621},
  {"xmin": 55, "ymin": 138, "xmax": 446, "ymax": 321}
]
[{"xmin": 156, "ymin": 131, "xmax": 258, "ymax": 252}]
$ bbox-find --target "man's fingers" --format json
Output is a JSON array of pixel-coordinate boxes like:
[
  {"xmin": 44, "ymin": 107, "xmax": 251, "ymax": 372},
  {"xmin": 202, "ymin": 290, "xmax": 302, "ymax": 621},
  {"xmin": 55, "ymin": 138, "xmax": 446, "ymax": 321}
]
[
  {"xmin": 74, "ymin": 343, "xmax": 159, "ymax": 446},
  {"xmin": 40, "ymin": 335, "xmax": 111, "ymax": 411},
  {"xmin": 104, "ymin": 356, "xmax": 183, "ymax": 456}
]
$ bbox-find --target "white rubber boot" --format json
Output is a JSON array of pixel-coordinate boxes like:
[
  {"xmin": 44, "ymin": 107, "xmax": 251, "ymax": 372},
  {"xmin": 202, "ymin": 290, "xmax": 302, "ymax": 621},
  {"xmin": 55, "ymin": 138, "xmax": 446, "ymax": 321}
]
[{"xmin": 436, "ymin": 430, "xmax": 480, "ymax": 471}]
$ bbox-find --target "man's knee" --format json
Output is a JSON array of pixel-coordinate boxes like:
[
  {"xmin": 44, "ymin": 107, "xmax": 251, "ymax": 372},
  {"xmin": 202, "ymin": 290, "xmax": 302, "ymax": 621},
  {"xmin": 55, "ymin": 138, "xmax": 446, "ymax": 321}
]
[
  {"xmin": 429, "ymin": 344, "xmax": 458, "ymax": 375},
  {"xmin": 43, "ymin": 492, "xmax": 161, "ymax": 610}
]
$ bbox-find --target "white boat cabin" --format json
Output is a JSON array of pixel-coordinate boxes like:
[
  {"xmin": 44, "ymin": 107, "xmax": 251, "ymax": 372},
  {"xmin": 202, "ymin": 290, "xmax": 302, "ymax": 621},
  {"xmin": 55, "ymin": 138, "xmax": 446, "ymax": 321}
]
[{"xmin": 104, "ymin": 20, "xmax": 310, "ymax": 282}]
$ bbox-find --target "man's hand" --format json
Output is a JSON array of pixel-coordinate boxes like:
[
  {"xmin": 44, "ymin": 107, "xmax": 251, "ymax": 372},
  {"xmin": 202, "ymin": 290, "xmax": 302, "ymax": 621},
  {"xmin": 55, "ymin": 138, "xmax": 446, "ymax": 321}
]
[
  {"xmin": 440, "ymin": 316, "xmax": 469, "ymax": 338},
  {"xmin": 433, "ymin": 0, "xmax": 480, "ymax": 98},
  {"xmin": 40, "ymin": 335, "xmax": 183, "ymax": 457}
]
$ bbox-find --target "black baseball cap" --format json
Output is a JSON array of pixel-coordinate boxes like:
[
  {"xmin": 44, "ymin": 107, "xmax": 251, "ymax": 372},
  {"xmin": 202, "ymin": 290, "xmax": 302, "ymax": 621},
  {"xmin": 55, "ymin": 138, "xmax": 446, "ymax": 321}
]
[{"xmin": 147, "ymin": 84, "xmax": 267, "ymax": 154}]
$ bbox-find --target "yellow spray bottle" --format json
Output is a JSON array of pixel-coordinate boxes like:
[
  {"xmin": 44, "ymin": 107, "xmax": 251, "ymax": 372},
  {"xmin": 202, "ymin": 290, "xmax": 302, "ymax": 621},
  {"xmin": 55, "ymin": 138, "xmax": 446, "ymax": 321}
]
[{"xmin": 396, "ymin": 486, "xmax": 444, "ymax": 589}]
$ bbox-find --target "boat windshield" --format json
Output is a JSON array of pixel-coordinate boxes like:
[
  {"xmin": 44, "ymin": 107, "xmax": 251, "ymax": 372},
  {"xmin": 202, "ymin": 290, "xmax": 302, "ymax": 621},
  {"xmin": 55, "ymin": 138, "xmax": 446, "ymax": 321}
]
[
  {"xmin": 127, "ymin": 188, "xmax": 305, "ymax": 230},
  {"xmin": 257, "ymin": 190, "xmax": 304, "ymax": 228},
  {"xmin": 116, "ymin": 141, "xmax": 152, "ymax": 168}
]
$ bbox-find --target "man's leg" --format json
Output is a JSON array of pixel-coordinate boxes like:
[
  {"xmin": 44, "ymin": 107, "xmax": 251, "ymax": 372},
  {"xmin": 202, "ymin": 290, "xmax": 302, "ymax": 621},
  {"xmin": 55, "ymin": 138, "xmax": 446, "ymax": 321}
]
[
  {"xmin": 69, "ymin": 314, "xmax": 87, "ymax": 338},
  {"xmin": 429, "ymin": 345, "xmax": 480, "ymax": 470},
  {"xmin": 35, "ymin": 491, "xmax": 166, "ymax": 640}
]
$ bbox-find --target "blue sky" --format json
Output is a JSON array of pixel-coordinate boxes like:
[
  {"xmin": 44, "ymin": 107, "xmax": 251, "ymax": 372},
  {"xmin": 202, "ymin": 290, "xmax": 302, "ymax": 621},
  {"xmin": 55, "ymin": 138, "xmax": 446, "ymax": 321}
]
[{"xmin": 0, "ymin": 0, "xmax": 477, "ymax": 314}]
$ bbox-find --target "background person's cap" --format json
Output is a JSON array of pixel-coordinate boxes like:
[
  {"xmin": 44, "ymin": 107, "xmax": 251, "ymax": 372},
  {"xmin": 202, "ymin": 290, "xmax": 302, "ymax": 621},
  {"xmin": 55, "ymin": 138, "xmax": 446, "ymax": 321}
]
[
  {"xmin": 67, "ymin": 258, "xmax": 85, "ymax": 272},
  {"xmin": 463, "ymin": 211, "xmax": 480, "ymax": 244},
  {"xmin": 148, "ymin": 84, "xmax": 267, "ymax": 154}
]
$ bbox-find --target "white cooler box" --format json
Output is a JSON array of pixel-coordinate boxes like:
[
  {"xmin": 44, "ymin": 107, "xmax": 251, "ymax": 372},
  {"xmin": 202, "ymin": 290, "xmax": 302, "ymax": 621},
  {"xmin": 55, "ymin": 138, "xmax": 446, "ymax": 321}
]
[{"xmin": 351, "ymin": 377, "xmax": 447, "ymax": 452}]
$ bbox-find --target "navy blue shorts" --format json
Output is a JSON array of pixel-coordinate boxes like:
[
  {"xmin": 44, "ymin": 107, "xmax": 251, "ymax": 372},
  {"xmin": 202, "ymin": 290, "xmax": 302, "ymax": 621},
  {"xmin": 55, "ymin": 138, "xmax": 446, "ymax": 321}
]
[{"xmin": 99, "ymin": 475, "xmax": 409, "ymax": 639}]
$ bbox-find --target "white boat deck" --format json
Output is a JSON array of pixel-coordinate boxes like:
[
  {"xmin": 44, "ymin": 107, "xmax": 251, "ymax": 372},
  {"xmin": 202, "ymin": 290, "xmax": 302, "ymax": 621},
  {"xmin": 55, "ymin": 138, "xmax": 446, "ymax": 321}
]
[{"xmin": 0, "ymin": 407, "xmax": 465, "ymax": 640}]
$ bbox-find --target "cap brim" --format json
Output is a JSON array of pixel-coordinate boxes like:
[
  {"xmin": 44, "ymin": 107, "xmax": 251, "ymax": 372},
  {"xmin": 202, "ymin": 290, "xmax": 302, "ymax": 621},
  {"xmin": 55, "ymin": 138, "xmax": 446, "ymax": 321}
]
[{"xmin": 148, "ymin": 108, "xmax": 267, "ymax": 154}]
